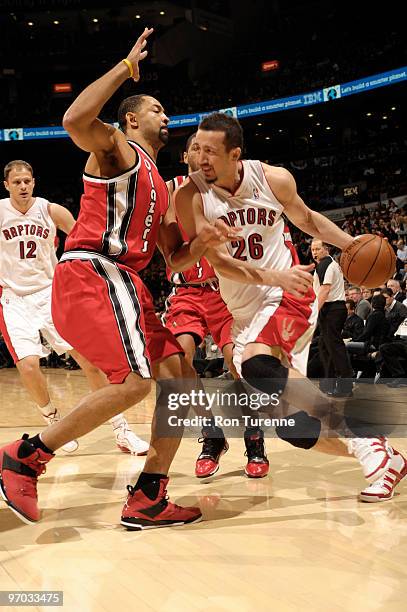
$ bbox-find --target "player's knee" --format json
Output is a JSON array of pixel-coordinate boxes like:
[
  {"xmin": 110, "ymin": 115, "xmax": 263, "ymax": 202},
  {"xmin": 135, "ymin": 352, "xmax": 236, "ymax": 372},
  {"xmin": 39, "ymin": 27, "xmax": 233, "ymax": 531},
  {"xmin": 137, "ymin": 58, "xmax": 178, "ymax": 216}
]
[
  {"xmin": 241, "ymin": 354, "xmax": 288, "ymax": 395},
  {"xmin": 124, "ymin": 375, "xmax": 151, "ymax": 405},
  {"xmin": 16, "ymin": 356, "xmax": 39, "ymax": 376},
  {"xmin": 276, "ymin": 410, "xmax": 321, "ymax": 449}
]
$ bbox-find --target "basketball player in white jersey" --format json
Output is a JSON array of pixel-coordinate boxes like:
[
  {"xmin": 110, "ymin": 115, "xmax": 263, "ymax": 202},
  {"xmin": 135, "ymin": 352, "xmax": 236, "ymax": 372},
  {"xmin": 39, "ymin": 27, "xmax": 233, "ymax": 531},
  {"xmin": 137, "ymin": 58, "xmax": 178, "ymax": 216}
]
[
  {"xmin": 174, "ymin": 113, "xmax": 406, "ymax": 502},
  {"xmin": 166, "ymin": 135, "xmax": 270, "ymax": 479},
  {"xmin": 0, "ymin": 160, "xmax": 149, "ymax": 455}
]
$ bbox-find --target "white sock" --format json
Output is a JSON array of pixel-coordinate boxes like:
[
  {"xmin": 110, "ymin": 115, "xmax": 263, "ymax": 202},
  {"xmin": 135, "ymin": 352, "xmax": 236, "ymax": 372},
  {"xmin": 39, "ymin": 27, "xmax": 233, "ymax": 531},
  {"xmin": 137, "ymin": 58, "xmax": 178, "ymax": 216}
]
[
  {"xmin": 109, "ymin": 414, "xmax": 127, "ymax": 430},
  {"xmin": 38, "ymin": 401, "xmax": 57, "ymax": 418}
]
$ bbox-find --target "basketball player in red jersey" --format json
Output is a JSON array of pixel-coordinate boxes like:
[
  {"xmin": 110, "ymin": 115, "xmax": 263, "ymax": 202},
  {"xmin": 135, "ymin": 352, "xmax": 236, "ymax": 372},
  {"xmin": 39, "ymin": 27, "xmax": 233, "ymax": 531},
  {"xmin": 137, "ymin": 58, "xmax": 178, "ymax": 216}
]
[
  {"xmin": 174, "ymin": 113, "xmax": 407, "ymax": 503},
  {"xmin": 0, "ymin": 30, "xmax": 240, "ymax": 528},
  {"xmin": 0, "ymin": 160, "xmax": 148, "ymax": 456},
  {"xmin": 164, "ymin": 135, "xmax": 270, "ymax": 479}
]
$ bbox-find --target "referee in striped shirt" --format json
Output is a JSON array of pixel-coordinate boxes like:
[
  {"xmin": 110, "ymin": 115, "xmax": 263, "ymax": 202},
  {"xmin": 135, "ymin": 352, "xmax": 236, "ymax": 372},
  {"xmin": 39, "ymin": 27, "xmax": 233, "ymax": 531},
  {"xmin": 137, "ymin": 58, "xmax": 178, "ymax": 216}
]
[{"xmin": 311, "ymin": 239, "xmax": 354, "ymax": 397}]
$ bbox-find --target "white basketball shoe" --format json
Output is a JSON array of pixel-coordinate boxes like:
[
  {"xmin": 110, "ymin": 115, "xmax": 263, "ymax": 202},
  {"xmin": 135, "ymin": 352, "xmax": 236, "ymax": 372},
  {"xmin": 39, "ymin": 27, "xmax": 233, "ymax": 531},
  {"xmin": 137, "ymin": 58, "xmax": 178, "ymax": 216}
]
[
  {"xmin": 114, "ymin": 424, "xmax": 149, "ymax": 456},
  {"xmin": 360, "ymin": 448, "xmax": 407, "ymax": 502},
  {"xmin": 347, "ymin": 437, "xmax": 391, "ymax": 482},
  {"xmin": 42, "ymin": 410, "xmax": 79, "ymax": 453}
]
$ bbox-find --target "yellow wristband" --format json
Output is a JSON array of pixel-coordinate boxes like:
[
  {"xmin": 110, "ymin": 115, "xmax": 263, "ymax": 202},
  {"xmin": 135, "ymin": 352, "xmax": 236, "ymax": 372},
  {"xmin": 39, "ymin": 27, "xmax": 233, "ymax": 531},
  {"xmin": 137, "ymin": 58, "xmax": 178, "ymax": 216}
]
[{"xmin": 122, "ymin": 58, "xmax": 134, "ymax": 78}]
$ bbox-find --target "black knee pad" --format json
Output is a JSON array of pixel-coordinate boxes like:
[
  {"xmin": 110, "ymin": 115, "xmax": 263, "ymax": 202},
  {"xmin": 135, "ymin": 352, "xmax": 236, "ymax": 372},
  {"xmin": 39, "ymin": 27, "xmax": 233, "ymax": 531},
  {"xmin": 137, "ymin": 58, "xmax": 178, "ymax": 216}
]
[
  {"xmin": 276, "ymin": 410, "xmax": 321, "ymax": 449},
  {"xmin": 241, "ymin": 355, "xmax": 288, "ymax": 396}
]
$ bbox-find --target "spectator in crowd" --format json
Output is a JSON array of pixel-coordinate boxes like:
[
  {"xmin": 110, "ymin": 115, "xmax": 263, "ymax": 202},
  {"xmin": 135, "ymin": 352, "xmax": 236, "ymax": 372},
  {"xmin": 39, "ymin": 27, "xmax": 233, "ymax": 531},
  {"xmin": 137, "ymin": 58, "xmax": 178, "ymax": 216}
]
[
  {"xmin": 396, "ymin": 239, "xmax": 407, "ymax": 264},
  {"xmin": 386, "ymin": 278, "xmax": 406, "ymax": 303},
  {"xmin": 342, "ymin": 299, "xmax": 364, "ymax": 340},
  {"xmin": 379, "ymin": 337, "xmax": 407, "ymax": 388},
  {"xmin": 348, "ymin": 286, "xmax": 372, "ymax": 321},
  {"xmin": 382, "ymin": 288, "xmax": 407, "ymax": 340},
  {"xmin": 353, "ymin": 294, "xmax": 390, "ymax": 349},
  {"xmin": 361, "ymin": 287, "xmax": 373, "ymax": 302}
]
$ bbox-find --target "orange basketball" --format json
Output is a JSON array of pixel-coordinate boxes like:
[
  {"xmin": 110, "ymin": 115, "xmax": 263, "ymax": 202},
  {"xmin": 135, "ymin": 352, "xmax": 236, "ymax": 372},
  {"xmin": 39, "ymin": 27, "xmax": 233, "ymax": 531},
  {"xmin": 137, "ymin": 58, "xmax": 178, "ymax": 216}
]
[{"xmin": 339, "ymin": 234, "xmax": 396, "ymax": 288}]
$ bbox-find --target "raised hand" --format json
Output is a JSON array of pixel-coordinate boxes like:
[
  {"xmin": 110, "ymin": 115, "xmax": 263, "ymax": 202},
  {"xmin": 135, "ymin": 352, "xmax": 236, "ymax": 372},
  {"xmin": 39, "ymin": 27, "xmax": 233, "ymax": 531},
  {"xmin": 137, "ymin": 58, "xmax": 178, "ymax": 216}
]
[{"xmin": 125, "ymin": 27, "xmax": 154, "ymax": 82}]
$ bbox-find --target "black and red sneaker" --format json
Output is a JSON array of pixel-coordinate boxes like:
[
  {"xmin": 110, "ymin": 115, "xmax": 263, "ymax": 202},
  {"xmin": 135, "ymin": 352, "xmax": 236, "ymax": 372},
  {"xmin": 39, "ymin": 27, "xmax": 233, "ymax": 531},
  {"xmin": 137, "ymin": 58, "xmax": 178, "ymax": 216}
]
[
  {"xmin": 244, "ymin": 429, "xmax": 269, "ymax": 478},
  {"xmin": 0, "ymin": 434, "xmax": 54, "ymax": 524},
  {"xmin": 195, "ymin": 426, "xmax": 229, "ymax": 478},
  {"xmin": 121, "ymin": 478, "xmax": 202, "ymax": 530}
]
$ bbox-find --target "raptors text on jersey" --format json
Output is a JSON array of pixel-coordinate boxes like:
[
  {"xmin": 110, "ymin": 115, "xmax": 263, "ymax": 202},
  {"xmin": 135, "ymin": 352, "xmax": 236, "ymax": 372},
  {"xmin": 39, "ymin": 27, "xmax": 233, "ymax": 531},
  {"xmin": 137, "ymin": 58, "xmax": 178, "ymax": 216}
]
[{"xmin": 190, "ymin": 160, "xmax": 300, "ymax": 317}]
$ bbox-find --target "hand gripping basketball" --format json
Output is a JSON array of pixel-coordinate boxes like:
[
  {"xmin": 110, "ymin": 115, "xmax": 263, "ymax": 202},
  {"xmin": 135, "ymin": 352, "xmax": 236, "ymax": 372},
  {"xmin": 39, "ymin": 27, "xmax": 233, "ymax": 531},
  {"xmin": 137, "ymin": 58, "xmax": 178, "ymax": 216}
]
[{"xmin": 124, "ymin": 27, "xmax": 154, "ymax": 82}]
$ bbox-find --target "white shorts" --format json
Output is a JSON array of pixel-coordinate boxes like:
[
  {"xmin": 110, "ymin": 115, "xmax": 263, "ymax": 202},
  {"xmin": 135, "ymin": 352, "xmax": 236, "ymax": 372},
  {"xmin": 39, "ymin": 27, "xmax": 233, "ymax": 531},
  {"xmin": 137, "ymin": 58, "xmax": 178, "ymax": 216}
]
[
  {"xmin": 232, "ymin": 291, "xmax": 318, "ymax": 377},
  {"xmin": 0, "ymin": 285, "xmax": 72, "ymax": 362}
]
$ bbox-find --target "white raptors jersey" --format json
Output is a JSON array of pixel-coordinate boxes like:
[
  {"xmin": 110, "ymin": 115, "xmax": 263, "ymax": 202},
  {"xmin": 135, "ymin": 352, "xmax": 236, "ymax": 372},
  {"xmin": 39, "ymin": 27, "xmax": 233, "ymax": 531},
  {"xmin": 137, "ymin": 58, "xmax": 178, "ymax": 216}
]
[
  {"xmin": 190, "ymin": 160, "xmax": 295, "ymax": 318},
  {"xmin": 0, "ymin": 197, "xmax": 57, "ymax": 296}
]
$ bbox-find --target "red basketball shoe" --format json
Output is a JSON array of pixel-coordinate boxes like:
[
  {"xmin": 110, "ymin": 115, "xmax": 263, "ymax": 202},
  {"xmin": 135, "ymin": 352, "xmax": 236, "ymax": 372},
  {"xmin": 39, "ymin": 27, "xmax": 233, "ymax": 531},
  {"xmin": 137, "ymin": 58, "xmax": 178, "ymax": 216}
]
[
  {"xmin": 0, "ymin": 435, "xmax": 54, "ymax": 524},
  {"xmin": 121, "ymin": 478, "xmax": 202, "ymax": 530},
  {"xmin": 244, "ymin": 430, "xmax": 270, "ymax": 478},
  {"xmin": 195, "ymin": 427, "xmax": 229, "ymax": 478}
]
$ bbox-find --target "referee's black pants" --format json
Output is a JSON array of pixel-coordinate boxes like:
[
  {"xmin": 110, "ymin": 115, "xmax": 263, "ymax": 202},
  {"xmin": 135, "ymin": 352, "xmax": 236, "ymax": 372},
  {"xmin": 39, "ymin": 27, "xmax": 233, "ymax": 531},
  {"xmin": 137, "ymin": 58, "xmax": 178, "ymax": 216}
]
[{"xmin": 318, "ymin": 301, "xmax": 353, "ymax": 390}]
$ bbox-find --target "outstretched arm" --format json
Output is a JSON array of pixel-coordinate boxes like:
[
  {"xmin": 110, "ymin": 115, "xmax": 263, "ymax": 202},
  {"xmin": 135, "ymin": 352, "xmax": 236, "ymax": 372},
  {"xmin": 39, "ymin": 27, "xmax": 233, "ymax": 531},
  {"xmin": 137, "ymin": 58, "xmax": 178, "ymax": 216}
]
[
  {"xmin": 62, "ymin": 28, "xmax": 153, "ymax": 167},
  {"xmin": 262, "ymin": 164, "xmax": 354, "ymax": 251},
  {"xmin": 158, "ymin": 190, "xmax": 240, "ymax": 271}
]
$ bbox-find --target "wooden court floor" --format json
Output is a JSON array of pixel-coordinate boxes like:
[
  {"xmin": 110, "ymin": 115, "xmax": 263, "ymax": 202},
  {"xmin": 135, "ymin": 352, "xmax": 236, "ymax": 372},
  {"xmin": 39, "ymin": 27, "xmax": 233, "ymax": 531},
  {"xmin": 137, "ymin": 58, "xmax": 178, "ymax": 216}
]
[{"xmin": 1, "ymin": 369, "xmax": 407, "ymax": 612}]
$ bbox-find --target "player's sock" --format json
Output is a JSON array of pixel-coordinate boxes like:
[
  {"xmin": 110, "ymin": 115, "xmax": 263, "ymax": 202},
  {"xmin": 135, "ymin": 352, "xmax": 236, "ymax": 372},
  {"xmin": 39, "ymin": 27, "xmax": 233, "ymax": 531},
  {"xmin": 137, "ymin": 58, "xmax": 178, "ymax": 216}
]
[
  {"xmin": 109, "ymin": 413, "xmax": 127, "ymax": 429},
  {"xmin": 134, "ymin": 471, "xmax": 167, "ymax": 491},
  {"xmin": 37, "ymin": 400, "xmax": 56, "ymax": 418},
  {"xmin": 26, "ymin": 433, "xmax": 54, "ymax": 454}
]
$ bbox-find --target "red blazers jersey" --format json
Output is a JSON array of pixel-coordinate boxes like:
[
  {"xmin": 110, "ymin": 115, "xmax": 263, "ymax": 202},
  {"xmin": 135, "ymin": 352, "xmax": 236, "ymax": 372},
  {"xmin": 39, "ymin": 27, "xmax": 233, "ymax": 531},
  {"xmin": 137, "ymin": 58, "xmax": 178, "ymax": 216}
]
[{"xmin": 65, "ymin": 141, "xmax": 169, "ymax": 272}]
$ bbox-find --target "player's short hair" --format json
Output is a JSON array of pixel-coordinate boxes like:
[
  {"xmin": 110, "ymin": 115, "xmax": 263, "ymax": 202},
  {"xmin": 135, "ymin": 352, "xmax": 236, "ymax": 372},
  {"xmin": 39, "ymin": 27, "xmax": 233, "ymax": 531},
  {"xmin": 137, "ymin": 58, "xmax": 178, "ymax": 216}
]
[
  {"xmin": 185, "ymin": 132, "xmax": 197, "ymax": 152},
  {"xmin": 4, "ymin": 160, "xmax": 33, "ymax": 180},
  {"xmin": 117, "ymin": 94, "xmax": 149, "ymax": 131},
  {"xmin": 346, "ymin": 299, "xmax": 356, "ymax": 310},
  {"xmin": 199, "ymin": 112, "xmax": 243, "ymax": 151},
  {"xmin": 381, "ymin": 288, "xmax": 393, "ymax": 297}
]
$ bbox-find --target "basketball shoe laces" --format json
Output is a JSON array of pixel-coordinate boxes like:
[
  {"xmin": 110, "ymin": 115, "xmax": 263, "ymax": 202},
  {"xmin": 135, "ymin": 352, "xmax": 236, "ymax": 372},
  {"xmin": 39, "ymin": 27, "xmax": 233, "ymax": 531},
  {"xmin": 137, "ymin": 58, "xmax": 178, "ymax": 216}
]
[
  {"xmin": 125, "ymin": 484, "xmax": 184, "ymax": 512},
  {"xmin": 197, "ymin": 436, "xmax": 226, "ymax": 460},
  {"xmin": 18, "ymin": 434, "xmax": 48, "ymax": 497},
  {"xmin": 347, "ymin": 437, "xmax": 387, "ymax": 463},
  {"xmin": 244, "ymin": 435, "xmax": 266, "ymax": 463}
]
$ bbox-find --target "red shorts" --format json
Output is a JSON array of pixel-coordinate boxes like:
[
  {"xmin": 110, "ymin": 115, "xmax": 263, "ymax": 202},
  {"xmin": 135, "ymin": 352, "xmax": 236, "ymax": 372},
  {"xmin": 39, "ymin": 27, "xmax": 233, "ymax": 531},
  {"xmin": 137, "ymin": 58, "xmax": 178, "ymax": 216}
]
[
  {"xmin": 52, "ymin": 253, "xmax": 182, "ymax": 384},
  {"xmin": 163, "ymin": 285, "xmax": 233, "ymax": 349}
]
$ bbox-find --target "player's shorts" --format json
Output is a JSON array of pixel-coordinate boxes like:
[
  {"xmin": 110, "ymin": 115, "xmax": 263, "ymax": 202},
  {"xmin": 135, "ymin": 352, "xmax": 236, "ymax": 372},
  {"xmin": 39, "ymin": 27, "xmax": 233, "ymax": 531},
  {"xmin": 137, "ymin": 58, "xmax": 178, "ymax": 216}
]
[
  {"xmin": 232, "ymin": 288, "xmax": 318, "ymax": 377},
  {"xmin": 53, "ymin": 251, "xmax": 182, "ymax": 384},
  {"xmin": 163, "ymin": 284, "xmax": 233, "ymax": 349},
  {"xmin": 0, "ymin": 284, "xmax": 72, "ymax": 363}
]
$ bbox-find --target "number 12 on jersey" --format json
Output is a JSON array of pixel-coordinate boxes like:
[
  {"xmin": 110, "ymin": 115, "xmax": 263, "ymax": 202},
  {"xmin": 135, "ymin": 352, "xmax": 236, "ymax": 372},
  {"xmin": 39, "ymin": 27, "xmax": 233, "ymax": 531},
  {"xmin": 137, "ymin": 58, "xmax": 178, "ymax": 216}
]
[
  {"xmin": 231, "ymin": 233, "xmax": 263, "ymax": 261},
  {"xmin": 19, "ymin": 241, "xmax": 37, "ymax": 259}
]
